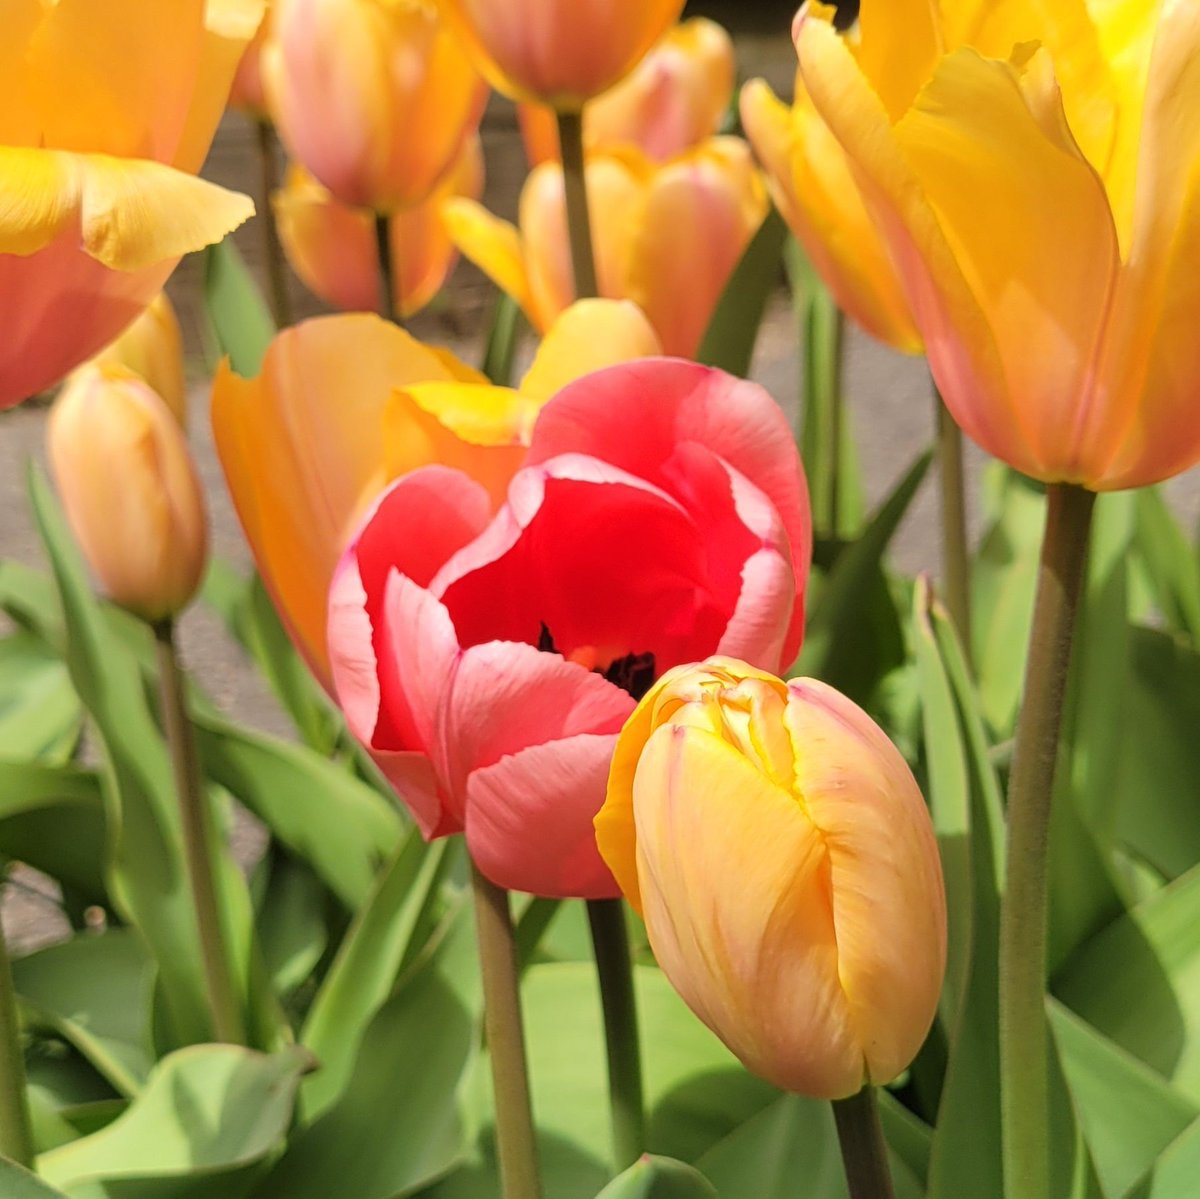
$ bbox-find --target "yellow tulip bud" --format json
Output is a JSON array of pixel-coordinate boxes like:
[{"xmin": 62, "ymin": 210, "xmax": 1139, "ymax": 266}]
[
  {"xmin": 595, "ymin": 657, "xmax": 947, "ymax": 1100},
  {"xmin": 48, "ymin": 365, "xmax": 208, "ymax": 624}
]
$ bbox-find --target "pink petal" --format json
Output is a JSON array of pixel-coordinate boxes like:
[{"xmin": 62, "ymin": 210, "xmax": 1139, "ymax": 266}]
[
  {"xmin": 465, "ymin": 733, "xmax": 624, "ymax": 898},
  {"xmin": 715, "ymin": 546, "xmax": 795, "ymax": 670}
]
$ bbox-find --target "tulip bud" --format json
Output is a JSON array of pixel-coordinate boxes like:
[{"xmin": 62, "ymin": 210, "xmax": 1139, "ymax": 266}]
[
  {"xmin": 595, "ymin": 658, "xmax": 947, "ymax": 1099},
  {"xmin": 82, "ymin": 293, "xmax": 188, "ymax": 426},
  {"xmin": 48, "ymin": 365, "xmax": 208, "ymax": 624}
]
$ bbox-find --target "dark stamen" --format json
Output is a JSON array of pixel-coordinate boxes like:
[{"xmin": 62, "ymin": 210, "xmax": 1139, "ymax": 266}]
[{"xmin": 603, "ymin": 651, "xmax": 657, "ymax": 702}]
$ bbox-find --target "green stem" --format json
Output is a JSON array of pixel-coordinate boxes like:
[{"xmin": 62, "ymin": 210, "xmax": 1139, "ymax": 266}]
[
  {"xmin": 0, "ymin": 916, "xmax": 34, "ymax": 1167},
  {"xmin": 832, "ymin": 1087, "xmax": 896, "ymax": 1199},
  {"xmin": 375, "ymin": 212, "xmax": 401, "ymax": 327},
  {"xmin": 934, "ymin": 383, "xmax": 972, "ymax": 661},
  {"xmin": 999, "ymin": 482, "xmax": 1096, "ymax": 1199},
  {"xmin": 586, "ymin": 899, "xmax": 646, "ymax": 1170},
  {"xmin": 827, "ymin": 307, "xmax": 845, "ymax": 538},
  {"xmin": 555, "ymin": 109, "xmax": 599, "ymax": 300},
  {"xmin": 154, "ymin": 621, "xmax": 245, "ymax": 1045},
  {"xmin": 254, "ymin": 119, "xmax": 291, "ymax": 328},
  {"xmin": 471, "ymin": 863, "xmax": 542, "ymax": 1199}
]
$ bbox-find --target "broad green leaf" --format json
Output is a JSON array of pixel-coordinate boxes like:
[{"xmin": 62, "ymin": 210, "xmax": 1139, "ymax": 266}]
[
  {"xmin": 0, "ymin": 762, "xmax": 107, "ymax": 903},
  {"xmin": 37, "ymin": 1044, "xmax": 309, "ymax": 1195},
  {"xmin": 1132, "ymin": 488, "xmax": 1200, "ymax": 643},
  {"xmin": 254, "ymin": 848, "xmax": 328, "ymax": 997},
  {"xmin": 695, "ymin": 207, "xmax": 787, "ymax": 378},
  {"xmin": 14, "ymin": 932, "xmax": 154, "ymax": 1097},
  {"xmin": 0, "ymin": 1161, "xmax": 71, "ymax": 1199},
  {"xmin": 1050, "ymin": 1000, "xmax": 1197, "ymax": 1199},
  {"xmin": 1055, "ymin": 859, "xmax": 1200, "ymax": 1104},
  {"xmin": 594, "ymin": 1156, "xmax": 718, "ymax": 1199},
  {"xmin": 255, "ymin": 956, "xmax": 478, "ymax": 1199},
  {"xmin": 299, "ymin": 831, "xmax": 453, "ymax": 1118},
  {"xmin": 0, "ymin": 560, "xmax": 63, "ymax": 641},
  {"xmin": 0, "ymin": 631, "xmax": 81, "ymax": 762},
  {"xmin": 203, "ymin": 238, "xmax": 275, "ymax": 377},
  {"xmin": 481, "ymin": 291, "xmax": 525, "ymax": 387},
  {"xmin": 1134, "ymin": 1116, "xmax": 1200, "ymax": 1198}
]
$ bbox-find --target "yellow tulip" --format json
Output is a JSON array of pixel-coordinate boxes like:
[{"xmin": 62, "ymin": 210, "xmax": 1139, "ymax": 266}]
[
  {"xmin": 795, "ymin": 0, "xmax": 1200, "ymax": 490},
  {"xmin": 444, "ymin": 138, "xmax": 767, "ymax": 357},
  {"xmin": 273, "ymin": 138, "xmax": 483, "ymax": 318},
  {"xmin": 263, "ymin": 0, "xmax": 487, "ymax": 212},
  {"xmin": 0, "ymin": 0, "xmax": 262, "ymax": 410},
  {"xmin": 48, "ymin": 365, "xmax": 208, "ymax": 623},
  {"xmin": 437, "ymin": 0, "xmax": 684, "ymax": 109},
  {"xmin": 595, "ymin": 657, "xmax": 946, "ymax": 1100},
  {"xmin": 211, "ymin": 299, "xmax": 660, "ymax": 686},
  {"xmin": 518, "ymin": 18, "xmax": 736, "ymax": 165},
  {"xmin": 83, "ymin": 292, "xmax": 188, "ymax": 426}
]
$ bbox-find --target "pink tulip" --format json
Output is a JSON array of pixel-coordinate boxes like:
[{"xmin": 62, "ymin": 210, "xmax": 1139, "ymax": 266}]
[{"xmin": 327, "ymin": 359, "xmax": 812, "ymax": 897}]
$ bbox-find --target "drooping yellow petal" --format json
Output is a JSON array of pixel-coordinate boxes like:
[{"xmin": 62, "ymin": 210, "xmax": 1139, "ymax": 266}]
[
  {"xmin": 519, "ymin": 299, "xmax": 662, "ymax": 404},
  {"xmin": 442, "ymin": 197, "xmax": 536, "ymax": 324},
  {"xmin": 0, "ymin": 149, "xmax": 78, "ymax": 255}
]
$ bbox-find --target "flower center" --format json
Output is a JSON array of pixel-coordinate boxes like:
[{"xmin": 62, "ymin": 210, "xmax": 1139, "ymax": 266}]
[{"xmin": 538, "ymin": 622, "xmax": 657, "ymax": 701}]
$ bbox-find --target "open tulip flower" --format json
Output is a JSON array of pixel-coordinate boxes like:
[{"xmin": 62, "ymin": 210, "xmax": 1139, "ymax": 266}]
[
  {"xmin": 328, "ymin": 360, "xmax": 811, "ymax": 898},
  {"xmin": 595, "ymin": 658, "xmax": 946, "ymax": 1098},
  {"xmin": 795, "ymin": 0, "xmax": 1200, "ymax": 490},
  {"xmin": 0, "ymin": 0, "xmax": 262, "ymax": 410},
  {"xmin": 263, "ymin": 0, "xmax": 487, "ymax": 214},
  {"xmin": 274, "ymin": 138, "xmax": 484, "ymax": 318},
  {"xmin": 437, "ymin": 0, "xmax": 685, "ymax": 109},
  {"xmin": 444, "ymin": 138, "xmax": 767, "ymax": 357},
  {"xmin": 518, "ymin": 18, "xmax": 736, "ymax": 167}
]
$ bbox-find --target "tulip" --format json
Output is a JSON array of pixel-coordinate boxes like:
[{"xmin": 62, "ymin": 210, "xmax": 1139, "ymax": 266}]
[
  {"xmin": 274, "ymin": 138, "xmax": 483, "ymax": 318},
  {"xmin": 229, "ymin": 2, "xmax": 273, "ymax": 118},
  {"xmin": 48, "ymin": 365, "xmax": 208, "ymax": 623},
  {"xmin": 444, "ymin": 138, "xmax": 767, "ymax": 357},
  {"xmin": 518, "ymin": 18, "xmax": 736, "ymax": 166},
  {"xmin": 595, "ymin": 658, "xmax": 946, "ymax": 1098},
  {"xmin": 437, "ymin": 0, "xmax": 685, "ymax": 109},
  {"xmin": 263, "ymin": 0, "xmax": 487, "ymax": 212},
  {"xmin": 212, "ymin": 299, "xmax": 662, "ymax": 688},
  {"xmin": 328, "ymin": 360, "xmax": 811, "ymax": 897},
  {"xmin": 0, "ymin": 0, "xmax": 262, "ymax": 411},
  {"xmin": 794, "ymin": 0, "xmax": 1200, "ymax": 490},
  {"xmin": 82, "ymin": 292, "xmax": 188, "ymax": 426}
]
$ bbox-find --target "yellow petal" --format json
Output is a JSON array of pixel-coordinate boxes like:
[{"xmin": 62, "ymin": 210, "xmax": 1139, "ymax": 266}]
[
  {"xmin": 519, "ymin": 299, "xmax": 662, "ymax": 404},
  {"xmin": 442, "ymin": 196, "xmax": 536, "ymax": 324},
  {"xmin": 850, "ymin": 0, "xmax": 941, "ymax": 120}
]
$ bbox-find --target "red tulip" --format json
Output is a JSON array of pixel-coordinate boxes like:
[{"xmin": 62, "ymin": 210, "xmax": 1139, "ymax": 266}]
[{"xmin": 327, "ymin": 359, "xmax": 811, "ymax": 897}]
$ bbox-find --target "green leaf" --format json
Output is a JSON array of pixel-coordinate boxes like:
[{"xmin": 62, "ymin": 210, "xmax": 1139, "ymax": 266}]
[
  {"xmin": 594, "ymin": 1156, "xmax": 718, "ymax": 1198},
  {"xmin": 254, "ymin": 849, "xmax": 328, "ymax": 998},
  {"xmin": 0, "ymin": 560, "xmax": 64, "ymax": 642},
  {"xmin": 0, "ymin": 631, "xmax": 81, "ymax": 762},
  {"xmin": 695, "ymin": 208, "xmax": 787, "ymax": 377},
  {"xmin": 481, "ymin": 292, "xmax": 525, "ymax": 387},
  {"xmin": 1131, "ymin": 488, "xmax": 1200, "ymax": 643},
  {"xmin": 1133, "ymin": 1116, "xmax": 1200, "ymax": 1198},
  {"xmin": 203, "ymin": 238, "xmax": 275, "ymax": 377},
  {"xmin": 14, "ymin": 932, "xmax": 154, "ymax": 1097},
  {"xmin": 37, "ymin": 1044, "xmax": 310, "ymax": 1195},
  {"xmin": 0, "ymin": 1161, "xmax": 71, "ymax": 1199}
]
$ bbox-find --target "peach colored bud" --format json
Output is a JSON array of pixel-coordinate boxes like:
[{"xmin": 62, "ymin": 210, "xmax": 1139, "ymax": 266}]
[
  {"xmin": 82, "ymin": 292, "xmax": 188, "ymax": 426},
  {"xmin": 48, "ymin": 365, "xmax": 208, "ymax": 624},
  {"xmin": 229, "ymin": 3, "xmax": 273, "ymax": 118},
  {"xmin": 596, "ymin": 657, "xmax": 947, "ymax": 1100}
]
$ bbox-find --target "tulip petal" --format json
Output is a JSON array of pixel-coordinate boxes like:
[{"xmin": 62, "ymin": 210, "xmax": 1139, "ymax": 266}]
[
  {"xmin": 442, "ymin": 198, "xmax": 537, "ymax": 324},
  {"xmin": 466, "ymin": 733, "xmax": 624, "ymax": 898}
]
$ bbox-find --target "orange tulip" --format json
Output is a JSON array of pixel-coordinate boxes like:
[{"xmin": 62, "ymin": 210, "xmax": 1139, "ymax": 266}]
[
  {"xmin": 795, "ymin": 0, "xmax": 1200, "ymax": 490},
  {"xmin": 444, "ymin": 138, "xmax": 767, "ymax": 357},
  {"xmin": 0, "ymin": 0, "xmax": 262, "ymax": 411},
  {"xmin": 596, "ymin": 657, "xmax": 947, "ymax": 1099},
  {"xmin": 49, "ymin": 365, "xmax": 208, "ymax": 623},
  {"xmin": 274, "ymin": 137, "xmax": 483, "ymax": 318},
  {"xmin": 229, "ymin": 1, "xmax": 273, "ymax": 117},
  {"xmin": 263, "ymin": 0, "xmax": 487, "ymax": 212},
  {"xmin": 438, "ymin": 0, "xmax": 685, "ymax": 109},
  {"xmin": 518, "ymin": 18, "xmax": 735, "ymax": 166},
  {"xmin": 83, "ymin": 292, "xmax": 187, "ymax": 426},
  {"xmin": 212, "ymin": 299, "xmax": 661, "ymax": 686}
]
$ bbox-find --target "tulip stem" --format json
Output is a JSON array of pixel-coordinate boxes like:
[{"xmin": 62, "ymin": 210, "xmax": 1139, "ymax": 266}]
[
  {"xmin": 556, "ymin": 109, "xmax": 599, "ymax": 300},
  {"xmin": 933, "ymin": 383, "xmax": 971, "ymax": 661},
  {"xmin": 471, "ymin": 863, "xmax": 542, "ymax": 1199},
  {"xmin": 254, "ymin": 119, "xmax": 292, "ymax": 328},
  {"xmin": 0, "ymin": 915, "xmax": 34, "ymax": 1167},
  {"xmin": 154, "ymin": 620, "xmax": 245, "ymax": 1045},
  {"xmin": 586, "ymin": 898, "xmax": 646, "ymax": 1170},
  {"xmin": 999, "ymin": 482, "xmax": 1095, "ymax": 1199},
  {"xmin": 832, "ymin": 1087, "xmax": 896, "ymax": 1199},
  {"xmin": 375, "ymin": 213, "xmax": 402, "ymax": 328}
]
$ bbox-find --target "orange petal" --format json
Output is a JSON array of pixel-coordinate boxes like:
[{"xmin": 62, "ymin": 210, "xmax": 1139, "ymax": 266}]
[{"xmin": 442, "ymin": 196, "xmax": 537, "ymax": 325}]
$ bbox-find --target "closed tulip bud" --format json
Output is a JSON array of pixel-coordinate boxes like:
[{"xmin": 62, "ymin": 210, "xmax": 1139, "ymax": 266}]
[
  {"xmin": 518, "ymin": 18, "xmax": 736, "ymax": 166},
  {"xmin": 48, "ymin": 365, "xmax": 208, "ymax": 624},
  {"xmin": 438, "ymin": 0, "xmax": 685, "ymax": 109},
  {"xmin": 595, "ymin": 658, "xmax": 947, "ymax": 1099},
  {"xmin": 82, "ymin": 292, "xmax": 188, "ymax": 426},
  {"xmin": 263, "ymin": 0, "xmax": 487, "ymax": 212},
  {"xmin": 229, "ymin": 3, "xmax": 273, "ymax": 118}
]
